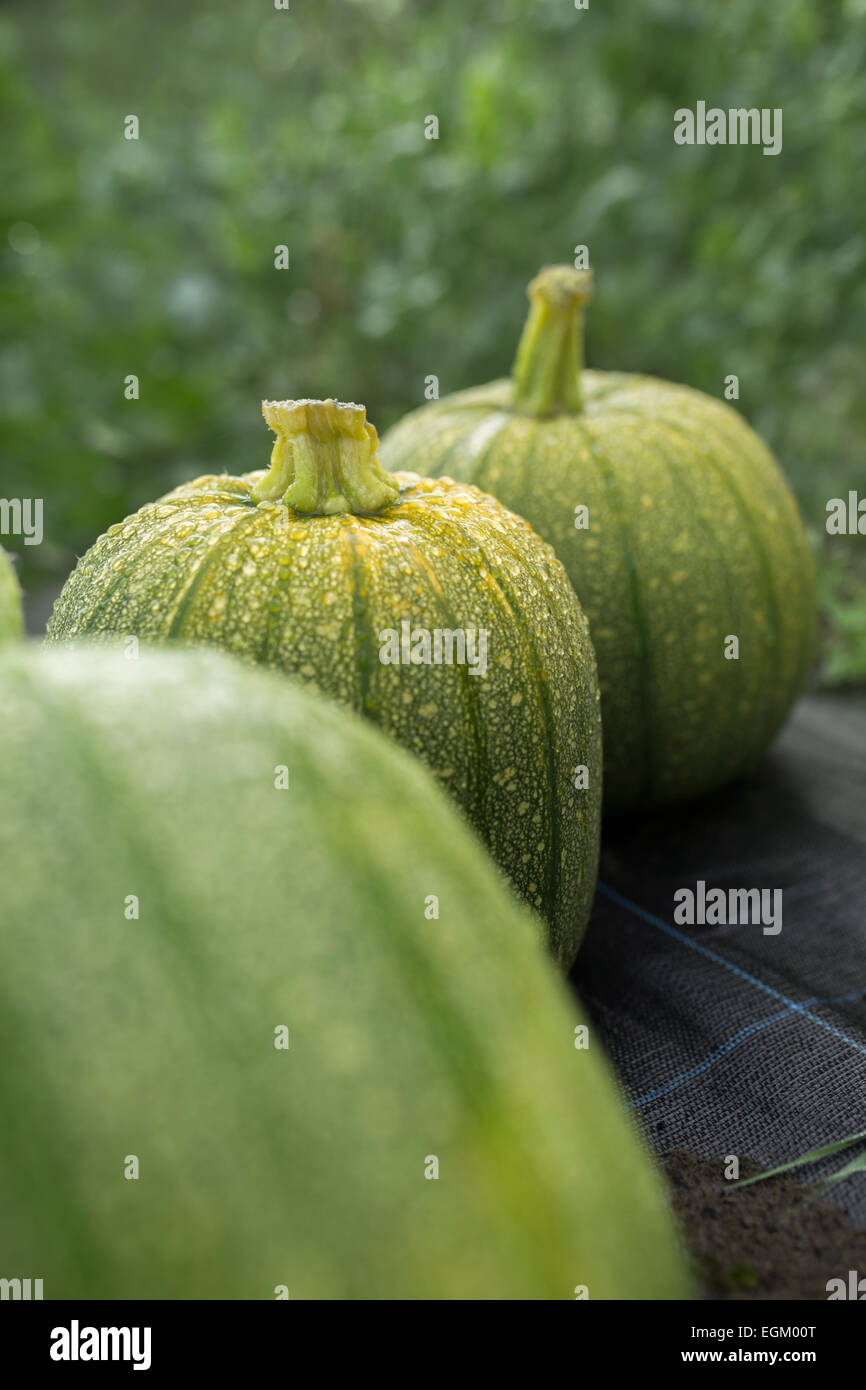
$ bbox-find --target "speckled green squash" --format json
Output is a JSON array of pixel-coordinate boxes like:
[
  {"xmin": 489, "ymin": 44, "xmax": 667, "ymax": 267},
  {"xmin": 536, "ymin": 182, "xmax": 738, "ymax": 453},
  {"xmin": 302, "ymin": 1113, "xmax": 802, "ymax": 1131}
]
[
  {"xmin": 0, "ymin": 645, "xmax": 689, "ymax": 1300},
  {"xmin": 380, "ymin": 267, "xmax": 818, "ymax": 811},
  {"xmin": 0, "ymin": 547, "xmax": 23, "ymax": 646},
  {"xmin": 46, "ymin": 399, "xmax": 600, "ymax": 963}
]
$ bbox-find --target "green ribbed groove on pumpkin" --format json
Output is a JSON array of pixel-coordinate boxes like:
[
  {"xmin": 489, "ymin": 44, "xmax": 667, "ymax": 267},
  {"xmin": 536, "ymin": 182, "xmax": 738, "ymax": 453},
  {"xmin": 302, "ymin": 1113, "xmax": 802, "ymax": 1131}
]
[
  {"xmin": 0, "ymin": 547, "xmax": 23, "ymax": 646},
  {"xmin": 0, "ymin": 645, "xmax": 691, "ymax": 1300},
  {"xmin": 46, "ymin": 398, "xmax": 601, "ymax": 964},
  {"xmin": 380, "ymin": 267, "xmax": 818, "ymax": 811}
]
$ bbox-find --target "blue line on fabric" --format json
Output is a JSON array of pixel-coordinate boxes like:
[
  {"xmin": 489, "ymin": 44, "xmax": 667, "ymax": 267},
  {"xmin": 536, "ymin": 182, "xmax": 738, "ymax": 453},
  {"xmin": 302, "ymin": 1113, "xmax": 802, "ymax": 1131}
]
[
  {"xmin": 628, "ymin": 994, "xmax": 865, "ymax": 1108},
  {"xmin": 595, "ymin": 881, "xmax": 866, "ymax": 1106}
]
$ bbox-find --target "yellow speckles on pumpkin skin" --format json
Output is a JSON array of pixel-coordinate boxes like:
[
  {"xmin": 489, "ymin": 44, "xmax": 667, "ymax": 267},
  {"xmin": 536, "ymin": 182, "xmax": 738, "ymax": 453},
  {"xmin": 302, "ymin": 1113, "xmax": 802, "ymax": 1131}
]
[{"xmin": 46, "ymin": 462, "xmax": 602, "ymax": 962}]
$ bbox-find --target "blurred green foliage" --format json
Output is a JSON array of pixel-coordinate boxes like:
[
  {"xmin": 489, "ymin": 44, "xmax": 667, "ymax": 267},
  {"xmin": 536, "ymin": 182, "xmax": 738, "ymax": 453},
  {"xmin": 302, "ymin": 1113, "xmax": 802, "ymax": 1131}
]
[{"xmin": 1, "ymin": 0, "xmax": 865, "ymax": 677}]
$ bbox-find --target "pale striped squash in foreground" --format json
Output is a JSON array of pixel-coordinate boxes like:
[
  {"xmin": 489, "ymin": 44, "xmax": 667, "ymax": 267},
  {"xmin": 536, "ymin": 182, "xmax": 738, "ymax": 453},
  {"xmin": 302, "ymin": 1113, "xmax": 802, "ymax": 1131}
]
[{"xmin": 0, "ymin": 646, "xmax": 689, "ymax": 1300}]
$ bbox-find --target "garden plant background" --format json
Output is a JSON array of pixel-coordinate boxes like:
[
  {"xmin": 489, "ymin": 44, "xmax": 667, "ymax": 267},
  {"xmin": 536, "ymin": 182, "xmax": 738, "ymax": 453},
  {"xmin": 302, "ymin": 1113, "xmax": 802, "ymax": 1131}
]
[{"xmin": 1, "ymin": 0, "xmax": 865, "ymax": 683}]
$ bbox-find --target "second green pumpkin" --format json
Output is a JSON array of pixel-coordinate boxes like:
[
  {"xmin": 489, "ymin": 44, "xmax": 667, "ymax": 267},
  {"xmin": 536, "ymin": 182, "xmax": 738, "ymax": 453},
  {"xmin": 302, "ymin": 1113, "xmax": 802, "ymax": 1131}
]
[{"xmin": 46, "ymin": 398, "xmax": 600, "ymax": 964}]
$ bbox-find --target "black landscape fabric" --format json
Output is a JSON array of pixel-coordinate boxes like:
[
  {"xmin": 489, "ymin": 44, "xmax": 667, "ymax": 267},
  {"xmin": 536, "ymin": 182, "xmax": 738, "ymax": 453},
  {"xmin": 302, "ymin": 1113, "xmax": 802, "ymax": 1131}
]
[{"xmin": 575, "ymin": 692, "xmax": 866, "ymax": 1226}]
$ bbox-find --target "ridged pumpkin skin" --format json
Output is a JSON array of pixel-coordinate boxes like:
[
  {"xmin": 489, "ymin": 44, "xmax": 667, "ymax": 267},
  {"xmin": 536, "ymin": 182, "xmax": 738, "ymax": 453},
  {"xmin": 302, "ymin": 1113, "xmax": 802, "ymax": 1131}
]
[
  {"xmin": 47, "ymin": 401, "xmax": 601, "ymax": 964},
  {"xmin": 0, "ymin": 547, "xmax": 23, "ymax": 646},
  {"xmin": 0, "ymin": 646, "xmax": 689, "ymax": 1300},
  {"xmin": 380, "ymin": 269, "xmax": 818, "ymax": 811}
]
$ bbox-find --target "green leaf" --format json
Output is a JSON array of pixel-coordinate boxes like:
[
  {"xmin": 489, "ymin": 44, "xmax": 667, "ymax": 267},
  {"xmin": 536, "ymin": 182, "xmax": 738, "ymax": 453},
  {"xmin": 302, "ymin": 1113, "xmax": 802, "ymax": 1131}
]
[{"xmin": 730, "ymin": 1128, "xmax": 866, "ymax": 1188}]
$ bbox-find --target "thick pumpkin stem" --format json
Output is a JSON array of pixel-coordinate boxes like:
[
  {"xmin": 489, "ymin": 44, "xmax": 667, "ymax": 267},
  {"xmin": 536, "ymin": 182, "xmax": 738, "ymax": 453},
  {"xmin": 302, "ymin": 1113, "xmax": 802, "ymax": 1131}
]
[
  {"xmin": 253, "ymin": 399, "xmax": 399, "ymax": 515},
  {"xmin": 511, "ymin": 265, "xmax": 593, "ymax": 416}
]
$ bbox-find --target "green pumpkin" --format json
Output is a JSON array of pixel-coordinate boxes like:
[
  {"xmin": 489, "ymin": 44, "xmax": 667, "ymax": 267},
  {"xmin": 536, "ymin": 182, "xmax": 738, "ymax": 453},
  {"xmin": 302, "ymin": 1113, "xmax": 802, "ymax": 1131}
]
[
  {"xmin": 380, "ymin": 267, "xmax": 818, "ymax": 811},
  {"xmin": 0, "ymin": 645, "xmax": 689, "ymax": 1300},
  {"xmin": 0, "ymin": 547, "xmax": 23, "ymax": 646},
  {"xmin": 46, "ymin": 399, "xmax": 601, "ymax": 963}
]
